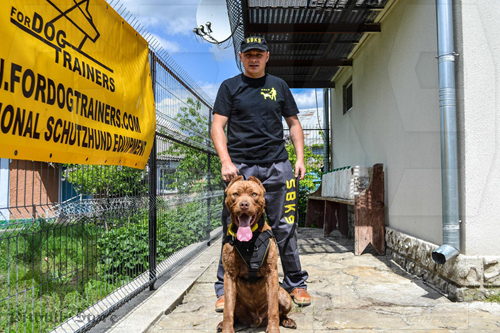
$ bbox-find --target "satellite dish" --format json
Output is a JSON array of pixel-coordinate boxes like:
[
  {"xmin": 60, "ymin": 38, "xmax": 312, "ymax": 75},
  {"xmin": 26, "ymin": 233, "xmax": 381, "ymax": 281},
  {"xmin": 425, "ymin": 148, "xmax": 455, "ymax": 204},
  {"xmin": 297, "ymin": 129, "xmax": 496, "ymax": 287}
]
[{"xmin": 196, "ymin": 0, "xmax": 232, "ymax": 42}]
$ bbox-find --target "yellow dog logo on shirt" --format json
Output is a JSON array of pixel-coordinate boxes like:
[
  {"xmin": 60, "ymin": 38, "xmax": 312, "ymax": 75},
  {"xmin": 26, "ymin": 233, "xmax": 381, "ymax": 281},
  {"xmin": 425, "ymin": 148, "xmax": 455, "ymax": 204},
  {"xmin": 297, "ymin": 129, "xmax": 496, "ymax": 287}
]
[{"xmin": 261, "ymin": 88, "xmax": 277, "ymax": 101}]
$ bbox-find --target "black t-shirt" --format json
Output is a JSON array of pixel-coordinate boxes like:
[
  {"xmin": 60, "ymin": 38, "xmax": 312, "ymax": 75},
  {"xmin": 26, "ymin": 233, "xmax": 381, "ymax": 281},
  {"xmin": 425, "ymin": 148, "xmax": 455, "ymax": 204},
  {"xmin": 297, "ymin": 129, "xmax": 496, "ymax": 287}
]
[{"xmin": 213, "ymin": 73, "xmax": 299, "ymax": 164}]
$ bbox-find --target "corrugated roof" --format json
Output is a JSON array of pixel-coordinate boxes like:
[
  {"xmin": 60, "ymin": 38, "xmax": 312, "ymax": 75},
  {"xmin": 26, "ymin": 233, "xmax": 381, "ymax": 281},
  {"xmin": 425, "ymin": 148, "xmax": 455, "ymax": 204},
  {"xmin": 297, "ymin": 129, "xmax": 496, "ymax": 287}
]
[{"xmin": 227, "ymin": 0, "xmax": 391, "ymax": 88}]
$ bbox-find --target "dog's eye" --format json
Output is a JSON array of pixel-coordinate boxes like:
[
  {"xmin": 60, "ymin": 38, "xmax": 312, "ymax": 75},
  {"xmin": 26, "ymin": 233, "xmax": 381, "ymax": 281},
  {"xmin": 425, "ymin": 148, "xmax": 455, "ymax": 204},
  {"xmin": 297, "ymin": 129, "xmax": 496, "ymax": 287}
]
[
  {"xmin": 252, "ymin": 193, "xmax": 257, "ymax": 197},
  {"xmin": 233, "ymin": 193, "xmax": 239, "ymax": 197}
]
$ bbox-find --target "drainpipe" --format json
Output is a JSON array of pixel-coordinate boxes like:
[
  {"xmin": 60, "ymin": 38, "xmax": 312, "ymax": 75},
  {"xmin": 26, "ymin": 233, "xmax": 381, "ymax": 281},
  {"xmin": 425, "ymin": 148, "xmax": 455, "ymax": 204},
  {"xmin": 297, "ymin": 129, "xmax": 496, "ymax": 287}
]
[
  {"xmin": 431, "ymin": 0, "xmax": 460, "ymax": 264},
  {"xmin": 323, "ymin": 88, "xmax": 330, "ymax": 172}
]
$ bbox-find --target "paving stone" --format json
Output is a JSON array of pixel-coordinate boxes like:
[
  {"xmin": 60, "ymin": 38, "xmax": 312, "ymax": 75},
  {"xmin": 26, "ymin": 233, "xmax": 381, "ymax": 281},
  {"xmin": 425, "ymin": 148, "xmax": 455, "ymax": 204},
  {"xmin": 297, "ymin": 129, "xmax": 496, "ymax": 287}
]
[
  {"xmin": 141, "ymin": 228, "xmax": 500, "ymax": 333},
  {"xmin": 313, "ymin": 308, "xmax": 410, "ymax": 330}
]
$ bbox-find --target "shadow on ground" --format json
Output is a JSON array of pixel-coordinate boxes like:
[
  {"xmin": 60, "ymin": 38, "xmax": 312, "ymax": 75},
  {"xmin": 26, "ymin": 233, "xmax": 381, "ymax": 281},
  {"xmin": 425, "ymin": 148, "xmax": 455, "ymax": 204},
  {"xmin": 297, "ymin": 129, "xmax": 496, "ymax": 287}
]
[{"xmin": 147, "ymin": 228, "xmax": 500, "ymax": 332}]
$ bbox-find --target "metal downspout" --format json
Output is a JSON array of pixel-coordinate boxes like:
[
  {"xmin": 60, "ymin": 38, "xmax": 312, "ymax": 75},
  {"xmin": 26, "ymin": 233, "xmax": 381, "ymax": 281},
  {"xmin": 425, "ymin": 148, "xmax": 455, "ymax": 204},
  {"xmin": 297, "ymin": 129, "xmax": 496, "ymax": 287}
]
[
  {"xmin": 432, "ymin": 0, "xmax": 461, "ymax": 264},
  {"xmin": 323, "ymin": 88, "xmax": 330, "ymax": 172}
]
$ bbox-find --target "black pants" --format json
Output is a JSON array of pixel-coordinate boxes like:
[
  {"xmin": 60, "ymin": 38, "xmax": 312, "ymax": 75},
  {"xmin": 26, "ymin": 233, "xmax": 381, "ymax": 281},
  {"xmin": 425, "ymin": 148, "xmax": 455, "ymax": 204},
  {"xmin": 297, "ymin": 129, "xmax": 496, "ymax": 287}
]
[{"xmin": 214, "ymin": 160, "xmax": 308, "ymax": 297}]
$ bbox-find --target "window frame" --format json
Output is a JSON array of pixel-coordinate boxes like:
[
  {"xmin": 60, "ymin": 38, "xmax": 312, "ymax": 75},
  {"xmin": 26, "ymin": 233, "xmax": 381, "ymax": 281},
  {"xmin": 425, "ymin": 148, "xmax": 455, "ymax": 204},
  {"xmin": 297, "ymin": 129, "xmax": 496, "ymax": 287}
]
[{"xmin": 343, "ymin": 79, "xmax": 353, "ymax": 114}]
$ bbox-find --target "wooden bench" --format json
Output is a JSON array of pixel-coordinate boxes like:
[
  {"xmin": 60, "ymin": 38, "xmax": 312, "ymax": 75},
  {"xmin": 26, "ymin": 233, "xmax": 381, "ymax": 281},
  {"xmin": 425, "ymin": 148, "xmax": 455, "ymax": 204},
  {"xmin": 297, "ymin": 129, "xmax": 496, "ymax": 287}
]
[{"xmin": 305, "ymin": 163, "xmax": 385, "ymax": 255}]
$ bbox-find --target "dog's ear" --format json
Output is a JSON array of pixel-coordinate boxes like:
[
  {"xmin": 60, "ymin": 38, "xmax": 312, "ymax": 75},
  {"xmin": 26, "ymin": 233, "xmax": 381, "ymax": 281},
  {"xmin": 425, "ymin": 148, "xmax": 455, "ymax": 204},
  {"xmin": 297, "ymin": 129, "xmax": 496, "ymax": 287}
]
[
  {"xmin": 248, "ymin": 176, "xmax": 266, "ymax": 194},
  {"xmin": 225, "ymin": 175, "xmax": 244, "ymax": 194}
]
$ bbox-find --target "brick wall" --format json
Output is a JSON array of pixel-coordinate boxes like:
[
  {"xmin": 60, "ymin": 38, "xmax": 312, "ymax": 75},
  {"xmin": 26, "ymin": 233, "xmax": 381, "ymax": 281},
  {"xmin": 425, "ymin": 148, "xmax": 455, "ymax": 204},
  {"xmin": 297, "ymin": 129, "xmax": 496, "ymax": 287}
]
[{"xmin": 9, "ymin": 160, "xmax": 59, "ymax": 219}]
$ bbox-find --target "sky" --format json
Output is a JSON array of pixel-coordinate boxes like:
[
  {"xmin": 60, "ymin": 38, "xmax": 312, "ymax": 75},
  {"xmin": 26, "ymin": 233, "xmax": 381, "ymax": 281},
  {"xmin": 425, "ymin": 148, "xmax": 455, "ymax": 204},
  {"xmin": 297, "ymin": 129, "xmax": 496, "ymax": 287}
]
[{"xmin": 115, "ymin": 0, "xmax": 324, "ymax": 110}]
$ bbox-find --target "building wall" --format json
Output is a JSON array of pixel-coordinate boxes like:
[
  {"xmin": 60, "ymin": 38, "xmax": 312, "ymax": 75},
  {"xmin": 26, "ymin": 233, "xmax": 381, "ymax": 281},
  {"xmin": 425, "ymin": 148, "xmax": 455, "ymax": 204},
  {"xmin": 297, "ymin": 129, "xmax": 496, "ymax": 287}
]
[
  {"xmin": 331, "ymin": 0, "xmax": 445, "ymax": 246},
  {"xmin": 457, "ymin": 1, "xmax": 500, "ymax": 255},
  {"xmin": 0, "ymin": 158, "xmax": 9, "ymax": 221},
  {"xmin": 9, "ymin": 160, "xmax": 59, "ymax": 219}
]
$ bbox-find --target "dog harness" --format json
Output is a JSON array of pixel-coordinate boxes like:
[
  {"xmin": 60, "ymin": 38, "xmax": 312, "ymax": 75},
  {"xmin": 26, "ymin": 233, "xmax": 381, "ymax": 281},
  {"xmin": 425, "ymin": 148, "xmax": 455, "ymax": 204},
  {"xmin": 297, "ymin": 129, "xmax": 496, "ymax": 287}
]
[{"xmin": 224, "ymin": 221, "xmax": 274, "ymax": 283}]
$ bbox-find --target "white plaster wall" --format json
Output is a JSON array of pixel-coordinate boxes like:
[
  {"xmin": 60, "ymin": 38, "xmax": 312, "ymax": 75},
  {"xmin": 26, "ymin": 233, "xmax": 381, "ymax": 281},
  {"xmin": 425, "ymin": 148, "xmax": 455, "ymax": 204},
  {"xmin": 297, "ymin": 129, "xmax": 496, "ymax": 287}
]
[
  {"xmin": 0, "ymin": 158, "xmax": 9, "ymax": 221},
  {"xmin": 459, "ymin": 1, "xmax": 500, "ymax": 255},
  {"xmin": 331, "ymin": 0, "xmax": 444, "ymax": 245}
]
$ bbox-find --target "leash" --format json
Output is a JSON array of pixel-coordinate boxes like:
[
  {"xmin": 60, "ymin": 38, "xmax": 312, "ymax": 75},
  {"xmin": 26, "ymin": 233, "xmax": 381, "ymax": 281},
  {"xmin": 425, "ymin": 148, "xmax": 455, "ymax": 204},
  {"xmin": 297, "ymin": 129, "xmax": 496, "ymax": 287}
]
[{"xmin": 222, "ymin": 172, "xmax": 246, "ymax": 189}]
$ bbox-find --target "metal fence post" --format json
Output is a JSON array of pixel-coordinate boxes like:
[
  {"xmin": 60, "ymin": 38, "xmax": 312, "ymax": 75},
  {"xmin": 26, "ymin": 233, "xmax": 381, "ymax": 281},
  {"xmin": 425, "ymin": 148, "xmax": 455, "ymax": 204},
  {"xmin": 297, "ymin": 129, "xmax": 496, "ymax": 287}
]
[
  {"xmin": 207, "ymin": 153, "xmax": 212, "ymax": 246},
  {"xmin": 148, "ymin": 54, "xmax": 158, "ymax": 291},
  {"xmin": 206, "ymin": 108, "xmax": 213, "ymax": 246},
  {"xmin": 148, "ymin": 137, "xmax": 157, "ymax": 290}
]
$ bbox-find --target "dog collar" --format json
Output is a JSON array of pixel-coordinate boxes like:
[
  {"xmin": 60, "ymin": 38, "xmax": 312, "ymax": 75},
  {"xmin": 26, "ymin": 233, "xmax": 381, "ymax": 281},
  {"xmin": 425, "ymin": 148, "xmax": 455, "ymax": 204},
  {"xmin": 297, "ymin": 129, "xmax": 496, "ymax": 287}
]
[{"xmin": 227, "ymin": 221, "xmax": 259, "ymax": 237}]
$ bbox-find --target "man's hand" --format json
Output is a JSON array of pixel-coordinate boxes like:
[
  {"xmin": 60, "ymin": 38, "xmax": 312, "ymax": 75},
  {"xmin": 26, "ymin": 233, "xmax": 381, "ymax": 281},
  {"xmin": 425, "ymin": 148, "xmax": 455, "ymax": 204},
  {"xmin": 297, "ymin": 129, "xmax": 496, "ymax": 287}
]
[
  {"xmin": 295, "ymin": 160, "xmax": 306, "ymax": 180},
  {"xmin": 285, "ymin": 115, "xmax": 306, "ymax": 181},
  {"xmin": 221, "ymin": 162, "xmax": 239, "ymax": 183}
]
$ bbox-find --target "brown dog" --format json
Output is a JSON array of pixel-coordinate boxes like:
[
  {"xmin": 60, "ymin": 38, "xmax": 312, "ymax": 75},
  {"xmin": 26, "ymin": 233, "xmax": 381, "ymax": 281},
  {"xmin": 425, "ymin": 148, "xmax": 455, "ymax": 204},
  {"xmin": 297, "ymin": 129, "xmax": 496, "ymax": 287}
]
[{"xmin": 217, "ymin": 176, "xmax": 296, "ymax": 333}]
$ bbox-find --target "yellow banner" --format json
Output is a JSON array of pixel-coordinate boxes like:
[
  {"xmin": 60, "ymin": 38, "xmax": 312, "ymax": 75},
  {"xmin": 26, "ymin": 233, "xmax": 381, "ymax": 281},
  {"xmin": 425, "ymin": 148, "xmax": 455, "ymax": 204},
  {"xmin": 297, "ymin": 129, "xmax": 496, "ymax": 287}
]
[{"xmin": 0, "ymin": 0, "xmax": 155, "ymax": 169}]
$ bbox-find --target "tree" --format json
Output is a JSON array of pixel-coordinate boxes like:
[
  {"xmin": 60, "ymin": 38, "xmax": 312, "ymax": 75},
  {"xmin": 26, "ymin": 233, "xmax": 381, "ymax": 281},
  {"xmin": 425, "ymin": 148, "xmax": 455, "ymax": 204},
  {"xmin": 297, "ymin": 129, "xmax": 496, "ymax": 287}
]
[
  {"xmin": 63, "ymin": 98, "xmax": 221, "ymax": 198},
  {"xmin": 159, "ymin": 98, "xmax": 222, "ymax": 194},
  {"xmin": 62, "ymin": 164, "xmax": 147, "ymax": 197}
]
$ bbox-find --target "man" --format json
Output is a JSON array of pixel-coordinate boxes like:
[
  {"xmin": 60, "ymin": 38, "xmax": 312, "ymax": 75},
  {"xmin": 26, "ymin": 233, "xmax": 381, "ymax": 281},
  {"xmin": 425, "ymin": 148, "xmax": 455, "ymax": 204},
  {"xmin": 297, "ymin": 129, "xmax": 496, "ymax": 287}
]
[{"xmin": 211, "ymin": 36, "xmax": 311, "ymax": 312}]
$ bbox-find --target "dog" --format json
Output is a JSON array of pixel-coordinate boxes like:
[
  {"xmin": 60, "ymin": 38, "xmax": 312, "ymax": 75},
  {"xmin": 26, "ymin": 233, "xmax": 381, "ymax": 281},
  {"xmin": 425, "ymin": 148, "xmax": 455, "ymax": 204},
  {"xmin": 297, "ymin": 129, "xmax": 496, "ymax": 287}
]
[{"xmin": 217, "ymin": 175, "xmax": 297, "ymax": 333}]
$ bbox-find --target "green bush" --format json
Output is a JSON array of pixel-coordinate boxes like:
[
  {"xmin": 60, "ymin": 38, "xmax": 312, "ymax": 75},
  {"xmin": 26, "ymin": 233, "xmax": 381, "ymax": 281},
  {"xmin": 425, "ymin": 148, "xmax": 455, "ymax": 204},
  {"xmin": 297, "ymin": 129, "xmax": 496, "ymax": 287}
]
[
  {"xmin": 97, "ymin": 214, "xmax": 149, "ymax": 280},
  {"xmin": 285, "ymin": 140, "xmax": 324, "ymax": 226},
  {"xmin": 61, "ymin": 165, "xmax": 147, "ymax": 197},
  {"xmin": 0, "ymin": 195, "xmax": 223, "ymax": 333},
  {"xmin": 0, "ymin": 219, "xmax": 101, "ymax": 332}
]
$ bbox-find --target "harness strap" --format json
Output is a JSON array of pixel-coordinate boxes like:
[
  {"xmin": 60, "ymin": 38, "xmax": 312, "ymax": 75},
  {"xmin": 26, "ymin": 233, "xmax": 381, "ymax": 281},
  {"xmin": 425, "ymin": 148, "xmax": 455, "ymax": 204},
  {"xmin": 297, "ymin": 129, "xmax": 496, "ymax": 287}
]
[
  {"xmin": 224, "ymin": 233, "xmax": 234, "ymax": 245},
  {"xmin": 246, "ymin": 229, "xmax": 273, "ymax": 279}
]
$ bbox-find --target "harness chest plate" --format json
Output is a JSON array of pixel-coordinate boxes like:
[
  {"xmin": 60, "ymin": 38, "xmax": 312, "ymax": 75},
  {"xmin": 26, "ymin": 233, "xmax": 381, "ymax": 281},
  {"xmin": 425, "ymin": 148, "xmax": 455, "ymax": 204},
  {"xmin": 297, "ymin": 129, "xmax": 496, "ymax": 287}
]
[{"xmin": 224, "ymin": 224, "xmax": 274, "ymax": 283}]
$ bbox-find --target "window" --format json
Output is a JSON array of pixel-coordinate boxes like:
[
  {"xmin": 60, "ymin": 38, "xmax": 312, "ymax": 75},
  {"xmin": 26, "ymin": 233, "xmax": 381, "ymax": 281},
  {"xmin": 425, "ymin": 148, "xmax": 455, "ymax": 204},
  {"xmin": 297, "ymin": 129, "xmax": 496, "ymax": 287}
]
[
  {"xmin": 343, "ymin": 79, "xmax": 353, "ymax": 114},
  {"xmin": 159, "ymin": 167, "xmax": 177, "ymax": 194}
]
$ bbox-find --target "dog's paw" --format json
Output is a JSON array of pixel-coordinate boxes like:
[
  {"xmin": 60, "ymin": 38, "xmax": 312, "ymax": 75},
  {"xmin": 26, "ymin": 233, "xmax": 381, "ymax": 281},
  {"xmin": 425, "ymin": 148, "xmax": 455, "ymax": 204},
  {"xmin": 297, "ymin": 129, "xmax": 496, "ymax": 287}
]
[
  {"xmin": 217, "ymin": 321, "xmax": 235, "ymax": 333},
  {"xmin": 265, "ymin": 328, "xmax": 280, "ymax": 333},
  {"xmin": 281, "ymin": 316, "xmax": 297, "ymax": 329}
]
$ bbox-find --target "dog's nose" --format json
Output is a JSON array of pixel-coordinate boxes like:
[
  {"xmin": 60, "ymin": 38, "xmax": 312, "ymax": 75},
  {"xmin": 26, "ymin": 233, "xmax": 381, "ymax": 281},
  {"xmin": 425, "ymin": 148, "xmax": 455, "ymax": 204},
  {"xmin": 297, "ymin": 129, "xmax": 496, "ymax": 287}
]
[{"xmin": 240, "ymin": 201, "xmax": 249, "ymax": 210}]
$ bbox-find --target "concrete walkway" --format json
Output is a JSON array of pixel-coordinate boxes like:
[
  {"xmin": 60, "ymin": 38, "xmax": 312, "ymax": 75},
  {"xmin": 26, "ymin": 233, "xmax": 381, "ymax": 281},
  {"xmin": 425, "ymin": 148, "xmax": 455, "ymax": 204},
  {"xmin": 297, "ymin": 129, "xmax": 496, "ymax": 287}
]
[{"xmin": 113, "ymin": 228, "xmax": 500, "ymax": 332}]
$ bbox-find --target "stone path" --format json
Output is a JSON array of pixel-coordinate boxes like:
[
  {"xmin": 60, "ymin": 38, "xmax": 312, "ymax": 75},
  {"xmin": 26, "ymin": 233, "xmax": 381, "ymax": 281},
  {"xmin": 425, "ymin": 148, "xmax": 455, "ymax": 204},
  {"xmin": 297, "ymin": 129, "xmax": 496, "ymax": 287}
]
[{"xmin": 146, "ymin": 228, "xmax": 500, "ymax": 332}]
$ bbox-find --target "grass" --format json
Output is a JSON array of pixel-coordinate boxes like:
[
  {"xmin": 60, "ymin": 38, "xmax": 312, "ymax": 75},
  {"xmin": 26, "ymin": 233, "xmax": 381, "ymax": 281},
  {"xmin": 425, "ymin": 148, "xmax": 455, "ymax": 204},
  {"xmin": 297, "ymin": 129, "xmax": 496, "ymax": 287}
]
[
  {"xmin": 484, "ymin": 288, "xmax": 500, "ymax": 303},
  {"xmin": 0, "ymin": 196, "xmax": 223, "ymax": 333},
  {"xmin": 0, "ymin": 219, "xmax": 116, "ymax": 332}
]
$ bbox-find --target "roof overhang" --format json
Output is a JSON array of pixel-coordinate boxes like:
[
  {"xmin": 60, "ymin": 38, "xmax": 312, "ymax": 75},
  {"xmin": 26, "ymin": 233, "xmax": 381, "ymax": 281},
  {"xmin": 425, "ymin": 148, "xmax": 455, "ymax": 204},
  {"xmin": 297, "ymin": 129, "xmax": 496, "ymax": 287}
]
[{"xmin": 227, "ymin": 0, "xmax": 393, "ymax": 89}]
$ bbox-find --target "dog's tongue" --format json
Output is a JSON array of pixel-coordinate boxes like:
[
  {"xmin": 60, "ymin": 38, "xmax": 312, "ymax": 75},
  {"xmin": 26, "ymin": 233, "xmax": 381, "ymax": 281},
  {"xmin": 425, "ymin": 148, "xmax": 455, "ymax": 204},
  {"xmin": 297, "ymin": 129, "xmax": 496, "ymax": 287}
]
[{"xmin": 237, "ymin": 214, "xmax": 253, "ymax": 242}]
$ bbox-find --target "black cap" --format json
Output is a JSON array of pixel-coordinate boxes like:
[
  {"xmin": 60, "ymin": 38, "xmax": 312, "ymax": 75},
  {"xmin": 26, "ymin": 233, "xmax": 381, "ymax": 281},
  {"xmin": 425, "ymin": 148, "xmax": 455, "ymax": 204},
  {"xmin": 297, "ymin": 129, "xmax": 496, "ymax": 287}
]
[{"xmin": 240, "ymin": 36, "xmax": 268, "ymax": 53}]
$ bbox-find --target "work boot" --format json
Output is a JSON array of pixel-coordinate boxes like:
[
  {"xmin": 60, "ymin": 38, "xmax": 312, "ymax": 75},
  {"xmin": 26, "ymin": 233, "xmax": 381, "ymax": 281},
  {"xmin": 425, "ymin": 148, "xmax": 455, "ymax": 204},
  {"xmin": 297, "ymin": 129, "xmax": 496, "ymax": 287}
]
[
  {"xmin": 290, "ymin": 288, "xmax": 311, "ymax": 306},
  {"xmin": 215, "ymin": 295, "xmax": 224, "ymax": 312}
]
